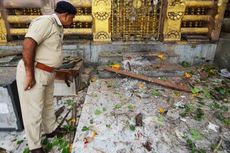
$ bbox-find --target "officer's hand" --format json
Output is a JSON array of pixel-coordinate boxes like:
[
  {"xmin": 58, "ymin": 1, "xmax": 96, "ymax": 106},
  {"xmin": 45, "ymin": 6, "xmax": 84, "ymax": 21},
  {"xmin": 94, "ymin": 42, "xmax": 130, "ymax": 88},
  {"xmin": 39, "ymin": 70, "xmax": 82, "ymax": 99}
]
[{"xmin": 24, "ymin": 74, "xmax": 36, "ymax": 90}]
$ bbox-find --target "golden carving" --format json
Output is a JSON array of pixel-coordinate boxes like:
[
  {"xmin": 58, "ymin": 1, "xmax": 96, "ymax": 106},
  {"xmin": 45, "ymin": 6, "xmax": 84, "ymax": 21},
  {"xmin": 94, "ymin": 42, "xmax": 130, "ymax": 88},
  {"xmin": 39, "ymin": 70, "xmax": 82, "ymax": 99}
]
[
  {"xmin": 165, "ymin": 30, "xmax": 180, "ymax": 39},
  {"xmin": 163, "ymin": 0, "xmax": 185, "ymax": 41},
  {"xmin": 168, "ymin": 12, "xmax": 183, "ymax": 20},
  {"xmin": 0, "ymin": 12, "xmax": 7, "ymax": 43},
  {"xmin": 94, "ymin": 12, "xmax": 110, "ymax": 20},
  {"xmin": 95, "ymin": 31, "xmax": 110, "ymax": 40},
  {"xmin": 133, "ymin": 0, "xmax": 142, "ymax": 9},
  {"xmin": 92, "ymin": 0, "xmax": 111, "ymax": 41},
  {"xmin": 169, "ymin": 0, "xmax": 185, "ymax": 6},
  {"xmin": 111, "ymin": 0, "xmax": 162, "ymax": 41}
]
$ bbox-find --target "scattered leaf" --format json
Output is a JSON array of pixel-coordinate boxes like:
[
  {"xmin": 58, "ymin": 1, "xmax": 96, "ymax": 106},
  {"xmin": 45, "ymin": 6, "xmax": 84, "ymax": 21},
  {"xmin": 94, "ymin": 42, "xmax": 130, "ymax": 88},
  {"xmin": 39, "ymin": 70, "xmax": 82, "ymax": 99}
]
[
  {"xmin": 192, "ymin": 87, "xmax": 202, "ymax": 94},
  {"xmin": 65, "ymin": 99, "xmax": 75, "ymax": 107},
  {"xmin": 23, "ymin": 148, "xmax": 30, "ymax": 153},
  {"xmin": 16, "ymin": 140, "xmax": 23, "ymax": 145},
  {"xmin": 106, "ymin": 124, "xmax": 111, "ymax": 128},
  {"xmin": 190, "ymin": 129, "xmax": 203, "ymax": 140},
  {"xmin": 129, "ymin": 124, "xmax": 136, "ymax": 131},
  {"xmin": 114, "ymin": 103, "xmax": 122, "ymax": 109},
  {"xmin": 82, "ymin": 126, "xmax": 89, "ymax": 132},
  {"xmin": 181, "ymin": 61, "xmax": 190, "ymax": 67},
  {"xmin": 152, "ymin": 89, "xmax": 159, "ymax": 96},
  {"xmin": 102, "ymin": 107, "xmax": 107, "ymax": 112},
  {"xmin": 128, "ymin": 104, "xmax": 134, "ymax": 111},
  {"xmin": 95, "ymin": 109, "xmax": 102, "ymax": 115},
  {"xmin": 209, "ymin": 102, "xmax": 221, "ymax": 110},
  {"xmin": 194, "ymin": 108, "xmax": 204, "ymax": 121}
]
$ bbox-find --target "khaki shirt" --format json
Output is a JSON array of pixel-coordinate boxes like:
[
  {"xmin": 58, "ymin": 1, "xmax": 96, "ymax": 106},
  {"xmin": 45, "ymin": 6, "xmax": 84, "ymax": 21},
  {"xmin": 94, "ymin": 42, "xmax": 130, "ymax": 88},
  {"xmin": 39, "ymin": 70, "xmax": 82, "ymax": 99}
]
[{"xmin": 25, "ymin": 14, "xmax": 64, "ymax": 68}]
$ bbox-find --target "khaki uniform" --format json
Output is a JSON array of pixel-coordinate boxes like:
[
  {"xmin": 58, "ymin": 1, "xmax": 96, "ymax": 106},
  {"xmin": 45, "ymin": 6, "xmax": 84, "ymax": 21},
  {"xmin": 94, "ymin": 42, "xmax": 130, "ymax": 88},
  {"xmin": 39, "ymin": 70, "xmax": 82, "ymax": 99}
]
[{"xmin": 16, "ymin": 14, "xmax": 64, "ymax": 150}]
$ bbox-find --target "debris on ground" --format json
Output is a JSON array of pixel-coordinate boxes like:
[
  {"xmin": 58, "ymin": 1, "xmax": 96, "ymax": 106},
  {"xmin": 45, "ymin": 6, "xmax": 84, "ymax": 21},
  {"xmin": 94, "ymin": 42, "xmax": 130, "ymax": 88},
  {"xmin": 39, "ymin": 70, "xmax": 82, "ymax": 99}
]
[{"xmin": 72, "ymin": 63, "xmax": 229, "ymax": 153}]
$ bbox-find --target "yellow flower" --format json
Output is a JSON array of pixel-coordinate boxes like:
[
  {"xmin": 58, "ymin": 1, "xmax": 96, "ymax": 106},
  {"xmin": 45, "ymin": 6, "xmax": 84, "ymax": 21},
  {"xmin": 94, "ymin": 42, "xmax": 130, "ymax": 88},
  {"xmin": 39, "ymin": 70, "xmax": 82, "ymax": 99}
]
[
  {"xmin": 92, "ymin": 130, "xmax": 97, "ymax": 138},
  {"xmin": 184, "ymin": 72, "xmax": 192, "ymax": 79},
  {"xmin": 111, "ymin": 63, "xmax": 121, "ymax": 70},
  {"xmin": 157, "ymin": 53, "xmax": 165, "ymax": 61},
  {"xmin": 159, "ymin": 107, "xmax": 165, "ymax": 114}
]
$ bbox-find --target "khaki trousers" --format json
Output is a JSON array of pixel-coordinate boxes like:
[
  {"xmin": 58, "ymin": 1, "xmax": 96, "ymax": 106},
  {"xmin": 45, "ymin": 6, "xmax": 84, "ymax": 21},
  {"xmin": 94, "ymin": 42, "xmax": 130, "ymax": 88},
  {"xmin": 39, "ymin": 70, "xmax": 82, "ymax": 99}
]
[{"xmin": 16, "ymin": 60, "xmax": 58, "ymax": 150}]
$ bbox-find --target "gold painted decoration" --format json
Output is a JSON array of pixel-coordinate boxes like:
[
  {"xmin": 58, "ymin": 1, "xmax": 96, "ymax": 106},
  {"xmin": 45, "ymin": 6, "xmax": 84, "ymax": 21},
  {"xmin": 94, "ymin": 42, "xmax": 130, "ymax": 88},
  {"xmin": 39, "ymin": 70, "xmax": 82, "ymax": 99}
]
[
  {"xmin": 166, "ymin": 30, "xmax": 180, "ymax": 39},
  {"xmin": 133, "ymin": 0, "xmax": 142, "ymax": 9},
  {"xmin": 94, "ymin": 12, "xmax": 110, "ymax": 20},
  {"xmin": 94, "ymin": 31, "xmax": 110, "ymax": 40},
  {"xmin": 0, "ymin": 12, "xmax": 7, "ymax": 43},
  {"xmin": 111, "ymin": 0, "xmax": 162, "ymax": 41},
  {"xmin": 169, "ymin": 0, "xmax": 185, "ymax": 7},
  {"xmin": 168, "ymin": 12, "xmax": 184, "ymax": 20},
  {"xmin": 92, "ymin": 0, "xmax": 111, "ymax": 41}
]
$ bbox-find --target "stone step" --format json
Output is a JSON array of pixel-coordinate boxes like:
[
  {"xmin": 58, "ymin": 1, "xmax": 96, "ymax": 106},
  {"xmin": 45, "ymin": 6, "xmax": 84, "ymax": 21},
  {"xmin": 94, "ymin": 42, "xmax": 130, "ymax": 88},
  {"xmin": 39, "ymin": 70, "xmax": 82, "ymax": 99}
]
[
  {"xmin": 98, "ymin": 51, "xmax": 179, "ymax": 65},
  {"xmin": 98, "ymin": 63, "xmax": 186, "ymax": 78}
]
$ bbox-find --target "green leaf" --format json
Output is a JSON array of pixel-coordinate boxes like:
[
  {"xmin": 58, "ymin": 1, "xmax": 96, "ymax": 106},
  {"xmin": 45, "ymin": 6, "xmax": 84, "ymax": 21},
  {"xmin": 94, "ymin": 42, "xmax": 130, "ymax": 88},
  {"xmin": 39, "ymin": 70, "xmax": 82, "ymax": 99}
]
[
  {"xmin": 114, "ymin": 103, "xmax": 122, "ymax": 109},
  {"xmin": 52, "ymin": 137, "xmax": 60, "ymax": 146},
  {"xmin": 128, "ymin": 104, "xmax": 134, "ymax": 111},
  {"xmin": 61, "ymin": 147, "xmax": 69, "ymax": 153},
  {"xmin": 194, "ymin": 108, "xmax": 204, "ymax": 121},
  {"xmin": 129, "ymin": 124, "xmax": 136, "ymax": 131},
  {"xmin": 42, "ymin": 138, "xmax": 49, "ymax": 145},
  {"xmin": 65, "ymin": 99, "xmax": 75, "ymax": 107},
  {"xmin": 181, "ymin": 61, "xmax": 190, "ymax": 67},
  {"xmin": 81, "ymin": 126, "xmax": 89, "ymax": 132},
  {"xmin": 95, "ymin": 109, "xmax": 102, "ymax": 115},
  {"xmin": 102, "ymin": 107, "xmax": 107, "ymax": 112},
  {"xmin": 221, "ymin": 105, "xmax": 228, "ymax": 112},
  {"xmin": 46, "ymin": 142, "xmax": 53, "ymax": 151},
  {"xmin": 16, "ymin": 140, "xmax": 23, "ymax": 145},
  {"xmin": 214, "ymin": 87, "xmax": 226, "ymax": 95},
  {"xmin": 224, "ymin": 118, "xmax": 230, "ymax": 126},
  {"xmin": 209, "ymin": 102, "xmax": 221, "ymax": 110},
  {"xmin": 23, "ymin": 148, "xmax": 30, "ymax": 153},
  {"xmin": 216, "ymin": 112, "xmax": 225, "ymax": 121},
  {"xmin": 106, "ymin": 124, "xmax": 111, "ymax": 128},
  {"xmin": 152, "ymin": 89, "xmax": 158, "ymax": 96},
  {"xmin": 203, "ymin": 89, "xmax": 211, "ymax": 98},
  {"xmin": 190, "ymin": 129, "xmax": 203, "ymax": 140},
  {"xmin": 192, "ymin": 87, "xmax": 202, "ymax": 94}
]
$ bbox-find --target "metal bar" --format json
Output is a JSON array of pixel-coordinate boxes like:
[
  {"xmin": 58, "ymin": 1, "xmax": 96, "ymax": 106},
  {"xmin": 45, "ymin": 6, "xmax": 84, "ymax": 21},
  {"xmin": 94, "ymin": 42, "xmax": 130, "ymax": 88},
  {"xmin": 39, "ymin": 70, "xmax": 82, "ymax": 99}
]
[
  {"xmin": 185, "ymin": 1, "xmax": 215, "ymax": 7},
  {"xmin": 183, "ymin": 15, "xmax": 210, "ymax": 21},
  {"xmin": 7, "ymin": 15, "xmax": 93, "ymax": 23},
  {"xmin": 104, "ymin": 67, "xmax": 191, "ymax": 93},
  {"xmin": 181, "ymin": 27, "xmax": 209, "ymax": 34},
  {"xmin": 10, "ymin": 28, "xmax": 92, "ymax": 35}
]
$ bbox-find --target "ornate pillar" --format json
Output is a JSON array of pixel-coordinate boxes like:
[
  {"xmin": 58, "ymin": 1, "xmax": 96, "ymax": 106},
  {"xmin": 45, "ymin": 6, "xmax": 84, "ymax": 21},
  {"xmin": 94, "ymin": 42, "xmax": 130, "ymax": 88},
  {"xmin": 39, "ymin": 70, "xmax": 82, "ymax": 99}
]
[
  {"xmin": 92, "ymin": 0, "xmax": 111, "ymax": 42},
  {"xmin": 0, "ymin": 11, "xmax": 7, "ymax": 43},
  {"xmin": 163, "ymin": 0, "xmax": 185, "ymax": 42},
  {"xmin": 210, "ymin": 0, "xmax": 228, "ymax": 41}
]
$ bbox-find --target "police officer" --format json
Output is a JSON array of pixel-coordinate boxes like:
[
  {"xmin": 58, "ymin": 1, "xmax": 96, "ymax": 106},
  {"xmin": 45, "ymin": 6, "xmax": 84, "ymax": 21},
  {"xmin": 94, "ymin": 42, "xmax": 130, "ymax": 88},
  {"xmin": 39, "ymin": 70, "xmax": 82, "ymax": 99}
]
[{"xmin": 16, "ymin": 1, "xmax": 76, "ymax": 153}]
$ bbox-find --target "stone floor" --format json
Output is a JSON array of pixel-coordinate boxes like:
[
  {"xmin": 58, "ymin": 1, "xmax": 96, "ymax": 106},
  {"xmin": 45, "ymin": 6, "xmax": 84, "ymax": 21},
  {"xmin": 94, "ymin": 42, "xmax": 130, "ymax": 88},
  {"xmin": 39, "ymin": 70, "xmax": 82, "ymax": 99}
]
[
  {"xmin": 0, "ymin": 64, "xmax": 230, "ymax": 153},
  {"xmin": 72, "ymin": 67, "xmax": 230, "ymax": 153}
]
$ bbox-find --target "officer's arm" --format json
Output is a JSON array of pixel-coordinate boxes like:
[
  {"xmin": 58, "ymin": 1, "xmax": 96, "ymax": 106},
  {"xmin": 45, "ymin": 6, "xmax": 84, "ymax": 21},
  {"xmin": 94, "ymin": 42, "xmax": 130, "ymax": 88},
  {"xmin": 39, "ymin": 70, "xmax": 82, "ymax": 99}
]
[{"xmin": 23, "ymin": 38, "xmax": 37, "ymax": 90}]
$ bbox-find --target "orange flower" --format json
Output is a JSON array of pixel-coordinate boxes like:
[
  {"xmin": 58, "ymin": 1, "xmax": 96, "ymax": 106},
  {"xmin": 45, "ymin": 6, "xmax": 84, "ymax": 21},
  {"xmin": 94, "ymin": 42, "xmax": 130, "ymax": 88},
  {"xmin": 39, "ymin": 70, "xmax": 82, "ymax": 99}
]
[
  {"xmin": 159, "ymin": 107, "xmax": 165, "ymax": 114},
  {"xmin": 111, "ymin": 63, "xmax": 121, "ymax": 70},
  {"xmin": 184, "ymin": 72, "xmax": 192, "ymax": 79}
]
